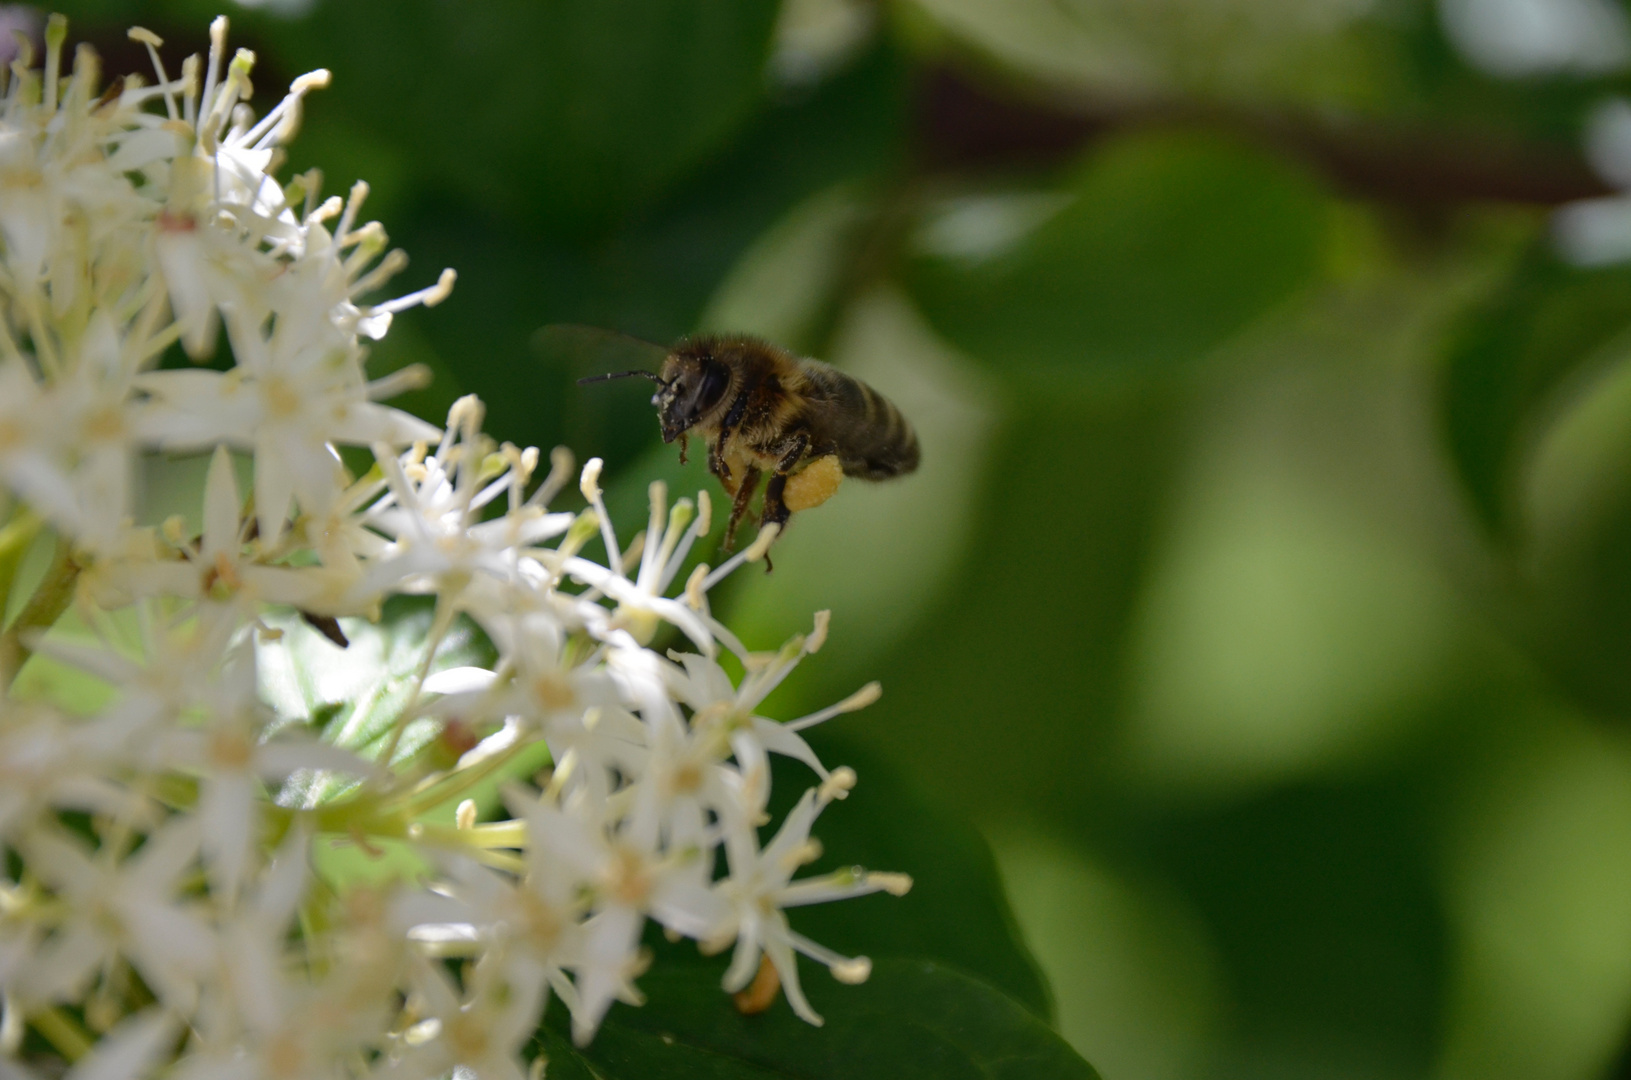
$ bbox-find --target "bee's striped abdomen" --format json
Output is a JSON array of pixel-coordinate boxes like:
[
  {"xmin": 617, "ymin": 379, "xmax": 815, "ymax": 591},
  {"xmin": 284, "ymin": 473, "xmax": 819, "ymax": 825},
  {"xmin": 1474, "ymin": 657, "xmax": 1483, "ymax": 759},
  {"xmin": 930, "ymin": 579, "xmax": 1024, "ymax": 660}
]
[{"xmin": 800, "ymin": 362, "xmax": 920, "ymax": 481}]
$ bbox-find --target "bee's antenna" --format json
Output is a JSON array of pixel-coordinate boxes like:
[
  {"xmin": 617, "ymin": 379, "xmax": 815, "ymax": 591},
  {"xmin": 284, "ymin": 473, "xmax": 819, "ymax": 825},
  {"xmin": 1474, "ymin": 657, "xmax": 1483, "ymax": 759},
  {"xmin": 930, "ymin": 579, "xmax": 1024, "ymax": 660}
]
[{"xmin": 577, "ymin": 370, "xmax": 666, "ymax": 387}]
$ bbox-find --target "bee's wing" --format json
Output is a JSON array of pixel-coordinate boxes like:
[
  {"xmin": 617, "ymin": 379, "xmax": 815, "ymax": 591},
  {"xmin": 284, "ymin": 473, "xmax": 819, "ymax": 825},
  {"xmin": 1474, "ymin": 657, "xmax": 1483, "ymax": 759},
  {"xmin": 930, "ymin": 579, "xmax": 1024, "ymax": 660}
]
[{"xmin": 532, "ymin": 324, "xmax": 670, "ymax": 384}]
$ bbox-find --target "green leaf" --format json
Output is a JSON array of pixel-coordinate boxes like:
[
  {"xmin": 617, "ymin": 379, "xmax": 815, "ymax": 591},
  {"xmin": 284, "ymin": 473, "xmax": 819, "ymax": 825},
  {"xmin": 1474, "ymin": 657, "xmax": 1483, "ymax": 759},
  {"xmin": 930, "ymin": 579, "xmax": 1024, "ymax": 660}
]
[
  {"xmin": 1127, "ymin": 778, "xmax": 1450, "ymax": 1076},
  {"xmin": 535, "ymin": 959, "xmax": 1099, "ymax": 1080},
  {"xmin": 274, "ymin": 0, "xmax": 781, "ymax": 236},
  {"xmin": 905, "ymin": 130, "xmax": 1329, "ymax": 374},
  {"xmin": 760, "ymin": 738, "xmax": 1053, "ymax": 1018},
  {"xmin": 259, "ymin": 596, "xmax": 495, "ymax": 780},
  {"xmin": 1440, "ymin": 242, "xmax": 1631, "ymax": 536},
  {"xmin": 255, "ymin": 597, "xmax": 556, "ymax": 891}
]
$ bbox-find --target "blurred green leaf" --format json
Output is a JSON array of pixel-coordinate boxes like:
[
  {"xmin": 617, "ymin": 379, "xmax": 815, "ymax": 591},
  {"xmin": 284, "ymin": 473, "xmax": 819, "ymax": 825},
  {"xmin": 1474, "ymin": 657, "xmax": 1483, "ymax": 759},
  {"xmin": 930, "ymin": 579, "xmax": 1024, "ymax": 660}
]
[
  {"xmin": 822, "ymin": 384, "xmax": 1178, "ymax": 823},
  {"xmin": 1520, "ymin": 484, "xmax": 1631, "ymax": 715},
  {"xmin": 272, "ymin": 0, "xmax": 781, "ymax": 236},
  {"xmin": 259, "ymin": 597, "xmax": 496, "ymax": 787},
  {"xmin": 1488, "ymin": 332, "xmax": 1631, "ymax": 714},
  {"xmin": 989, "ymin": 831, "xmax": 1222, "ymax": 1080},
  {"xmin": 762, "ymin": 738, "xmax": 1051, "ymax": 1016},
  {"xmin": 1435, "ymin": 701, "xmax": 1631, "ymax": 1080},
  {"xmin": 1440, "ymin": 242, "xmax": 1631, "ymax": 537},
  {"xmin": 697, "ymin": 182, "xmax": 873, "ymax": 352},
  {"xmin": 1129, "ymin": 778, "xmax": 1449, "ymax": 1077},
  {"xmin": 904, "ymin": 0, "xmax": 1406, "ymax": 111},
  {"xmin": 535, "ymin": 959, "xmax": 1097, "ymax": 1080},
  {"xmin": 906, "ymin": 130, "xmax": 1329, "ymax": 374}
]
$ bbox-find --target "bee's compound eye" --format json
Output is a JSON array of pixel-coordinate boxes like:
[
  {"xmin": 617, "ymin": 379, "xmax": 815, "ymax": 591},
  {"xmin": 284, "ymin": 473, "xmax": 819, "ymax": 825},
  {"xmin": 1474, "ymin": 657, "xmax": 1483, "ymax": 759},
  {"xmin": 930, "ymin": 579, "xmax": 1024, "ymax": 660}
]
[{"xmin": 696, "ymin": 364, "xmax": 729, "ymax": 411}]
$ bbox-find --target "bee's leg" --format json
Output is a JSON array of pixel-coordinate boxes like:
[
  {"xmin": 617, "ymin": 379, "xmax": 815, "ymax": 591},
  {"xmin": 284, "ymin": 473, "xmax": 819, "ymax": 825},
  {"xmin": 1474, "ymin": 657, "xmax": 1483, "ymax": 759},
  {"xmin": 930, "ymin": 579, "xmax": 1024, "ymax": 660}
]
[
  {"xmin": 759, "ymin": 473, "xmax": 791, "ymax": 574},
  {"xmin": 723, "ymin": 466, "xmax": 760, "ymax": 552},
  {"xmin": 710, "ymin": 391, "xmax": 752, "ymax": 478},
  {"xmin": 721, "ymin": 389, "xmax": 751, "ymax": 431},
  {"xmin": 774, "ymin": 432, "xmax": 811, "ymax": 475},
  {"xmin": 762, "ymin": 473, "xmax": 791, "ymax": 529},
  {"xmin": 708, "ymin": 436, "xmax": 730, "ymax": 481},
  {"xmin": 678, "ymin": 432, "xmax": 688, "ymax": 466}
]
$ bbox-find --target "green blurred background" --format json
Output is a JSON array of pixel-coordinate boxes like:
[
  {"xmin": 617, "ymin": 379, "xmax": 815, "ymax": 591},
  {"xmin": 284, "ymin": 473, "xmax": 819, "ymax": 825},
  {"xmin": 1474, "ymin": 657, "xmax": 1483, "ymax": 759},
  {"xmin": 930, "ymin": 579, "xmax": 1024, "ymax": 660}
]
[{"xmin": 34, "ymin": 0, "xmax": 1631, "ymax": 1075}]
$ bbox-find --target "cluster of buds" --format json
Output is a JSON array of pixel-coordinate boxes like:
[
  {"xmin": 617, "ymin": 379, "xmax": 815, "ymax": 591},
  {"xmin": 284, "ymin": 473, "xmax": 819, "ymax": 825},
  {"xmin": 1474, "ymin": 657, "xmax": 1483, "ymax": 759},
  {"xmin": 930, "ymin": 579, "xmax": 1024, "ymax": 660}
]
[{"xmin": 0, "ymin": 16, "xmax": 906, "ymax": 1080}]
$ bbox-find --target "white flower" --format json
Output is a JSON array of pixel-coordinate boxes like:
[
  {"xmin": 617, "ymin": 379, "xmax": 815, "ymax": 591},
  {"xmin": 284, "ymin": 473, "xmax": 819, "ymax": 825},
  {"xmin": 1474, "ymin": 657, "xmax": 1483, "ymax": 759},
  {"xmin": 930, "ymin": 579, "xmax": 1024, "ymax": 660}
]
[
  {"xmin": 349, "ymin": 397, "xmax": 572, "ymax": 613},
  {"xmin": 0, "ymin": 703, "xmax": 142, "ymax": 845},
  {"xmin": 15, "ymin": 816, "xmax": 213, "ymax": 1014},
  {"xmin": 712, "ymin": 778, "xmax": 911, "ymax": 1026},
  {"xmin": 511, "ymin": 790, "xmax": 725, "ymax": 1044},
  {"xmin": 0, "ymin": 20, "xmax": 159, "ymax": 310},
  {"xmin": 176, "ymin": 835, "xmax": 383, "ymax": 1080},
  {"xmin": 664, "ymin": 613, "xmax": 882, "ymax": 817},
  {"xmin": 0, "ymin": 318, "xmax": 140, "ymax": 553},
  {"xmin": 401, "ymin": 853, "xmax": 582, "ymax": 1030},
  {"xmin": 204, "ymin": 832, "xmax": 309, "ymax": 1035},
  {"xmin": 425, "ymin": 615, "xmax": 636, "ymax": 811},
  {"xmin": 100, "ymin": 446, "xmax": 334, "ymax": 611},
  {"xmin": 36, "ymin": 602, "xmax": 241, "ymax": 751},
  {"xmin": 59, "ymin": 1009, "xmax": 180, "ymax": 1080},
  {"xmin": 134, "ymin": 350, "xmax": 440, "ymax": 545},
  {"xmin": 131, "ymin": 642, "xmax": 364, "ymax": 903},
  {"xmin": 545, "ymin": 463, "xmax": 718, "ymax": 655},
  {"xmin": 382, "ymin": 956, "xmax": 540, "ymax": 1080},
  {"xmin": 0, "ymin": 17, "xmax": 914, "ymax": 1077}
]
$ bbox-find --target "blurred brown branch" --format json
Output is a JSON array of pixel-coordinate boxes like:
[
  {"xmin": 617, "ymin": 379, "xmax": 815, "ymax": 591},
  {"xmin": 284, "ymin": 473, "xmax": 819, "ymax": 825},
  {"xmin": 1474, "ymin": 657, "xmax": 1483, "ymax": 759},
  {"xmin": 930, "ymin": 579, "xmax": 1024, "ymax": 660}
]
[{"xmin": 915, "ymin": 66, "xmax": 1613, "ymax": 207}]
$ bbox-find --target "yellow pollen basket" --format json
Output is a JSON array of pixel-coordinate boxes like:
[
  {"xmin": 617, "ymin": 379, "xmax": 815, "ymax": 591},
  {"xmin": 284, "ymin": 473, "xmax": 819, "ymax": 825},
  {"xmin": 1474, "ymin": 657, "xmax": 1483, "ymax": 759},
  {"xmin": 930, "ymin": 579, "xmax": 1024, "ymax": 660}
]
[{"xmin": 784, "ymin": 454, "xmax": 842, "ymax": 512}]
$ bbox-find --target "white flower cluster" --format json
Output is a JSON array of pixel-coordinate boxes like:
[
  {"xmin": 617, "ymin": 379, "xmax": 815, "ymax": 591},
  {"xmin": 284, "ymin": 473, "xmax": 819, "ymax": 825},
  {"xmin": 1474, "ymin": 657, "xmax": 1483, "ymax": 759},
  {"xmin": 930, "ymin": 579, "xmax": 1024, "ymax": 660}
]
[{"xmin": 0, "ymin": 16, "xmax": 906, "ymax": 1080}]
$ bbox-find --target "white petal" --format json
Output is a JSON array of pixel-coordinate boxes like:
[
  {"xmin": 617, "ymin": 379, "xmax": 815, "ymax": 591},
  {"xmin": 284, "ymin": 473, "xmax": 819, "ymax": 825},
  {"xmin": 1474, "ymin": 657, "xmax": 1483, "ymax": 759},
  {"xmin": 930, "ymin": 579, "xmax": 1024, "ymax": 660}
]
[
  {"xmin": 201, "ymin": 445, "xmax": 242, "ymax": 557},
  {"xmin": 255, "ymin": 432, "xmax": 297, "ymax": 544},
  {"xmin": 423, "ymin": 667, "xmax": 497, "ymax": 696},
  {"xmin": 199, "ymin": 771, "xmax": 255, "ymax": 903}
]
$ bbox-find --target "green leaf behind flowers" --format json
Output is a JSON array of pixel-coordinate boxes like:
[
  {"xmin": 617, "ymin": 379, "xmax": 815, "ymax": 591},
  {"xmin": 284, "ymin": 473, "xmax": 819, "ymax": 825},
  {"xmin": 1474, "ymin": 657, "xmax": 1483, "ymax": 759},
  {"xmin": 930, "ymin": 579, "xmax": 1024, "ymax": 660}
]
[
  {"xmin": 534, "ymin": 959, "xmax": 1098, "ymax": 1080},
  {"xmin": 529, "ymin": 738, "xmax": 1087, "ymax": 1079},
  {"xmin": 273, "ymin": 0, "xmax": 782, "ymax": 237}
]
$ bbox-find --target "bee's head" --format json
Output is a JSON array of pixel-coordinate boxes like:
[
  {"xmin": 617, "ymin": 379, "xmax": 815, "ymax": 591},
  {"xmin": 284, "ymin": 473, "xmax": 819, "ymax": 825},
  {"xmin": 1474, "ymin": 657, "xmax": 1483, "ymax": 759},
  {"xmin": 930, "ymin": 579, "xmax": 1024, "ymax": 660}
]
[{"xmin": 654, "ymin": 345, "xmax": 731, "ymax": 443}]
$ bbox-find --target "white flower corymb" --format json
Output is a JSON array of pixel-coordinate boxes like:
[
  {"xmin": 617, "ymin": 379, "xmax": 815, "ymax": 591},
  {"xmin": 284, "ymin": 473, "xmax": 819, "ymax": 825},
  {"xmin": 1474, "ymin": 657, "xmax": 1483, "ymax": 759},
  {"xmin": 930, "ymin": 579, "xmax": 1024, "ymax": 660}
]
[{"xmin": 0, "ymin": 18, "xmax": 910, "ymax": 1080}]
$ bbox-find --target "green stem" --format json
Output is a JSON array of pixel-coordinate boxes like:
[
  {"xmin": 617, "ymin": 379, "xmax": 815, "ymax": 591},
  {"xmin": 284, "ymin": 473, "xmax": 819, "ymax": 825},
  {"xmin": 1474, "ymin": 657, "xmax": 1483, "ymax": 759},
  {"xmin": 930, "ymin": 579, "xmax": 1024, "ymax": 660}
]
[
  {"xmin": 465, "ymin": 820, "xmax": 526, "ymax": 848},
  {"xmin": 376, "ymin": 601, "xmax": 456, "ymax": 769},
  {"xmin": 411, "ymin": 819, "xmax": 526, "ymax": 851},
  {"xmin": 0, "ymin": 537, "xmax": 78, "ymax": 692},
  {"xmin": 410, "ymin": 824, "xmax": 526, "ymax": 872},
  {"xmin": 29, "ymin": 1006, "xmax": 92, "ymax": 1063},
  {"xmin": 400, "ymin": 739, "xmax": 534, "ymax": 817}
]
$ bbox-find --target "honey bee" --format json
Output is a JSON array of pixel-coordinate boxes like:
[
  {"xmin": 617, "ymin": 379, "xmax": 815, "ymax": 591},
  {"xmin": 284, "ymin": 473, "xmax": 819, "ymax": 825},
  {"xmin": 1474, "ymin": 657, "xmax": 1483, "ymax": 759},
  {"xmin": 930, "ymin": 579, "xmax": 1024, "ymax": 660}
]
[{"xmin": 570, "ymin": 330, "xmax": 919, "ymax": 553}]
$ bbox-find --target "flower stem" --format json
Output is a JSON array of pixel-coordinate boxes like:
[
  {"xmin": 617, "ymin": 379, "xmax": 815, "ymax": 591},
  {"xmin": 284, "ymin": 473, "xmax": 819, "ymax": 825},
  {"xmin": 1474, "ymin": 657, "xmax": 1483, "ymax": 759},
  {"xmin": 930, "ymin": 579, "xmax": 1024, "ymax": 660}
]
[{"xmin": 29, "ymin": 1006, "xmax": 92, "ymax": 1063}]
